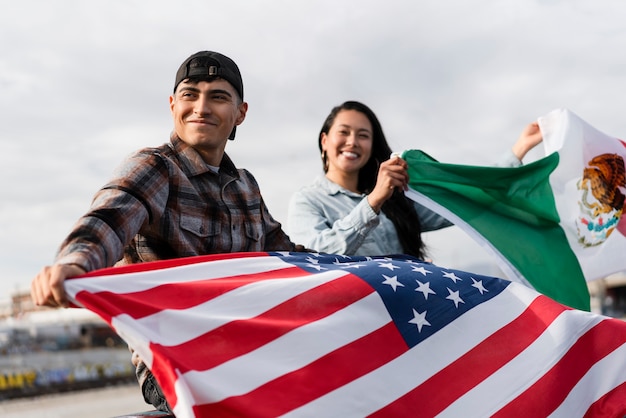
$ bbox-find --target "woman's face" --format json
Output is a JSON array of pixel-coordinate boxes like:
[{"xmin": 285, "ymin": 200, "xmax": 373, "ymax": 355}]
[{"xmin": 321, "ymin": 109, "xmax": 373, "ymax": 176}]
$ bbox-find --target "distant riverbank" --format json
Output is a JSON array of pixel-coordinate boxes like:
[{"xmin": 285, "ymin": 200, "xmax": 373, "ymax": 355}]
[
  {"xmin": 0, "ymin": 382, "xmax": 150, "ymax": 418},
  {"xmin": 0, "ymin": 347, "xmax": 134, "ymax": 400}
]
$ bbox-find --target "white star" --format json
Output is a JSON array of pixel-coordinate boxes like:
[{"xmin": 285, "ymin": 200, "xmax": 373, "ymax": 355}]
[
  {"xmin": 409, "ymin": 309, "xmax": 431, "ymax": 332},
  {"xmin": 443, "ymin": 271, "xmax": 462, "ymax": 283},
  {"xmin": 415, "ymin": 280, "xmax": 436, "ymax": 300},
  {"xmin": 382, "ymin": 275, "xmax": 404, "ymax": 291},
  {"xmin": 341, "ymin": 264, "xmax": 366, "ymax": 269},
  {"xmin": 306, "ymin": 256, "xmax": 320, "ymax": 264},
  {"xmin": 411, "ymin": 265, "xmax": 432, "ymax": 276},
  {"xmin": 378, "ymin": 262, "xmax": 400, "ymax": 271},
  {"xmin": 471, "ymin": 278, "xmax": 488, "ymax": 294},
  {"xmin": 307, "ymin": 263, "xmax": 324, "ymax": 271},
  {"xmin": 446, "ymin": 288, "xmax": 465, "ymax": 308}
]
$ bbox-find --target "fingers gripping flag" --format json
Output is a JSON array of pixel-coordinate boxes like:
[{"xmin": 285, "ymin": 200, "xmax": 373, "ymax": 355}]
[{"xmin": 65, "ymin": 252, "xmax": 626, "ymax": 417}]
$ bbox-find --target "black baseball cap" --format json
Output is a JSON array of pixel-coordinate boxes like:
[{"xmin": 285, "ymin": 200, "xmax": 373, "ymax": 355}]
[
  {"xmin": 174, "ymin": 51, "xmax": 244, "ymax": 100},
  {"xmin": 174, "ymin": 51, "xmax": 244, "ymax": 140}
]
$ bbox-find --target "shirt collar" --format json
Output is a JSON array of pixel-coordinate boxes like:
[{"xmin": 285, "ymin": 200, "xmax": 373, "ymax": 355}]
[
  {"xmin": 316, "ymin": 175, "xmax": 364, "ymax": 197},
  {"xmin": 169, "ymin": 133, "xmax": 239, "ymax": 179}
]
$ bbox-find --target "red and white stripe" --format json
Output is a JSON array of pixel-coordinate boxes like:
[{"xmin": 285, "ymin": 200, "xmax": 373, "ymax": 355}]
[{"xmin": 65, "ymin": 253, "xmax": 626, "ymax": 418}]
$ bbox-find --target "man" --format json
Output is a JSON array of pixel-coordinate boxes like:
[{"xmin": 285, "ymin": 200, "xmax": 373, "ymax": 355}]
[{"xmin": 30, "ymin": 50, "xmax": 303, "ymax": 412}]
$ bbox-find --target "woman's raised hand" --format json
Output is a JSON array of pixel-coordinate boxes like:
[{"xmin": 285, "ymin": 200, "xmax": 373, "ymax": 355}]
[{"xmin": 367, "ymin": 155, "xmax": 409, "ymax": 213}]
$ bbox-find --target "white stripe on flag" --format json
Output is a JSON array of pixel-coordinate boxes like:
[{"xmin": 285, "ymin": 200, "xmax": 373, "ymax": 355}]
[
  {"xmin": 440, "ymin": 310, "xmax": 604, "ymax": 417},
  {"xmin": 182, "ymin": 292, "xmax": 390, "ymax": 404},
  {"xmin": 65, "ymin": 254, "xmax": 295, "ymax": 297},
  {"xmin": 111, "ymin": 269, "xmax": 349, "ymax": 347},
  {"xmin": 283, "ymin": 281, "xmax": 538, "ymax": 417},
  {"xmin": 549, "ymin": 343, "xmax": 626, "ymax": 417}
]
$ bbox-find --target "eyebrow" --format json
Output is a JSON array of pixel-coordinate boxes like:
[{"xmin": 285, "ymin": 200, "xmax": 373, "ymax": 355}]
[
  {"xmin": 177, "ymin": 85, "xmax": 234, "ymax": 97},
  {"xmin": 337, "ymin": 123, "xmax": 372, "ymax": 134}
]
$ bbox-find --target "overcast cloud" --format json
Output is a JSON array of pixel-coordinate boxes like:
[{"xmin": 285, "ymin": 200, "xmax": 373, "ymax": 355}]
[{"xmin": 2, "ymin": 0, "xmax": 625, "ymax": 301}]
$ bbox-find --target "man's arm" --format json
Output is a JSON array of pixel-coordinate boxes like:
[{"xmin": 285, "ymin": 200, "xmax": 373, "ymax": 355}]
[
  {"xmin": 30, "ymin": 263, "xmax": 86, "ymax": 307},
  {"xmin": 30, "ymin": 150, "xmax": 169, "ymax": 307}
]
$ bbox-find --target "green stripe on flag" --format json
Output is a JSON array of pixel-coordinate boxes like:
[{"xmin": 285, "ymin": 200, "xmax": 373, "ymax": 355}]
[{"xmin": 403, "ymin": 150, "xmax": 590, "ymax": 311}]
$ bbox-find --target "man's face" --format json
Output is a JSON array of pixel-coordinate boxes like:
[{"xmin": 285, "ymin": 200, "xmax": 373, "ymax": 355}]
[{"xmin": 170, "ymin": 79, "xmax": 247, "ymax": 165}]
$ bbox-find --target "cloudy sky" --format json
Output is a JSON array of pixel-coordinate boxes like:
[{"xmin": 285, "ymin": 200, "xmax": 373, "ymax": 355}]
[{"xmin": 1, "ymin": 0, "xmax": 625, "ymax": 301}]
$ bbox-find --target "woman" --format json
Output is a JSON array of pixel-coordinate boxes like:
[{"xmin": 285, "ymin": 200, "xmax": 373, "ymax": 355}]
[{"xmin": 287, "ymin": 101, "xmax": 542, "ymax": 259}]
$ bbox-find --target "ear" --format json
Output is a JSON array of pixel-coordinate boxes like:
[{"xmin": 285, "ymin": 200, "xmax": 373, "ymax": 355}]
[
  {"xmin": 169, "ymin": 95, "xmax": 175, "ymax": 114},
  {"xmin": 320, "ymin": 132, "xmax": 328, "ymax": 150},
  {"xmin": 235, "ymin": 101, "xmax": 248, "ymax": 126}
]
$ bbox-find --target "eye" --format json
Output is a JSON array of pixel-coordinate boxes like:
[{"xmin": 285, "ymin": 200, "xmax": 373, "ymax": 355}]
[
  {"xmin": 180, "ymin": 91, "xmax": 197, "ymax": 99},
  {"xmin": 212, "ymin": 93, "xmax": 231, "ymax": 102}
]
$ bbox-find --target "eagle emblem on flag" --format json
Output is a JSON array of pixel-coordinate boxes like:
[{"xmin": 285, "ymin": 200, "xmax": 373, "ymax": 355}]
[{"xmin": 576, "ymin": 152, "xmax": 626, "ymax": 246}]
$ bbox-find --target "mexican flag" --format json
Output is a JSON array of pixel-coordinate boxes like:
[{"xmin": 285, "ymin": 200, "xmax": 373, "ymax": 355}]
[{"xmin": 402, "ymin": 108, "xmax": 626, "ymax": 312}]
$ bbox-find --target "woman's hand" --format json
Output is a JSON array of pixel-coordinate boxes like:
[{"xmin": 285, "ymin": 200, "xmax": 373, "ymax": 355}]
[
  {"xmin": 512, "ymin": 122, "xmax": 543, "ymax": 161},
  {"xmin": 367, "ymin": 155, "xmax": 409, "ymax": 213}
]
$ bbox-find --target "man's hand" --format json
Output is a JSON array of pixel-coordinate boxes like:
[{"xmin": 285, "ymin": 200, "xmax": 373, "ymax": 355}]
[{"xmin": 30, "ymin": 263, "xmax": 86, "ymax": 308}]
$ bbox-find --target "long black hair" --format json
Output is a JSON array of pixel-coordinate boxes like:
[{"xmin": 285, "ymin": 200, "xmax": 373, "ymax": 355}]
[{"xmin": 318, "ymin": 101, "xmax": 426, "ymax": 259}]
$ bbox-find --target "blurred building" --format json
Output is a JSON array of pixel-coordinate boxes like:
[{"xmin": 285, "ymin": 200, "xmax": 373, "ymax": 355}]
[
  {"xmin": 588, "ymin": 271, "xmax": 626, "ymax": 319},
  {"xmin": 0, "ymin": 291, "xmax": 125, "ymax": 353},
  {"xmin": 0, "ymin": 291, "xmax": 133, "ymax": 400}
]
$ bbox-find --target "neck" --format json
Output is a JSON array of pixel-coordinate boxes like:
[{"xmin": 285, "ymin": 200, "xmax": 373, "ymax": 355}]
[
  {"xmin": 196, "ymin": 148, "xmax": 224, "ymax": 167},
  {"xmin": 326, "ymin": 170, "xmax": 359, "ymax": 193}
]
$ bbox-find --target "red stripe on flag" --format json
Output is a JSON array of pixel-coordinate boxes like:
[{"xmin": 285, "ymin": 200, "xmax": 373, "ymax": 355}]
[
  {"xmin": 150, "ymin": 272, "xmax": 376, "ymax": 405},
  {"xmin": 74, "ymin": 252, "xmax": 272, "ymax": 277},
  {"xmin": 74, "ymin": 265, "xmax": 310, "ymax": 321},
  {"xmin": 370, "ymin": 295, "xmax": 567, "ymax": 417},
  {"xmin": 584, "ymin": 381, "xmax": 626, "ymax": 418},
  {"xmin": 146, "ymin": 349, "xmax": 181, "ymax": 411},
  {"xmin": 195, "ymin": 322, "xmax": 407, "ymax": 417},
  {"xmin": 493, "ymin": 318, "xmax": 626, "ymax": 417}
]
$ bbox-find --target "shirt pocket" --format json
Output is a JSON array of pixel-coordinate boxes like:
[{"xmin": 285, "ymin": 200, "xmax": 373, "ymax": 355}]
[
  {"xmin": 180, "ymin": 210, "xmax": 221, "ymax": 238},
  {"xmin": 243, "ymin": 208, "xmax": 263, "ymax": 243}
]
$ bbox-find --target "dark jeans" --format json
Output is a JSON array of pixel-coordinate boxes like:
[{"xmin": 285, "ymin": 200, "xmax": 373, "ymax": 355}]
[{"xmin": 137, "ymin": 362, "xmax": 173, "ymax": 415}]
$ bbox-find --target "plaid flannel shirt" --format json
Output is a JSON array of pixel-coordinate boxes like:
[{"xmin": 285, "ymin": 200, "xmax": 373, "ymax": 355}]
[{"xmin": 56, "ymin": 133, "xmax": 296, "ymax": 271}]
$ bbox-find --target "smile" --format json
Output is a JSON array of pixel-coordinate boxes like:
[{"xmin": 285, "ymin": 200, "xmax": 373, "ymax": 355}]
[
  {"xmin": 187, "ymin": 119, "xmax": 217, "ymax": 125},
  {"xmin": 341, "ymin": 151, "xmax": 360, "ymax": 159}
]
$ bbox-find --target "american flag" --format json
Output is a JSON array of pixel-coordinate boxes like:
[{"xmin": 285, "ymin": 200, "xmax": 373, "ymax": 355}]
[{"xmin": 64, "ymin": 252, "xmax": 626, "ymax": 417}]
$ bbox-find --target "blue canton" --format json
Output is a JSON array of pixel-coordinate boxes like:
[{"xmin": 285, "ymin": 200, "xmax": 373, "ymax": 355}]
[{"xmin": 275, "ymin": 252, "xmax": 511, "ymax": 348}]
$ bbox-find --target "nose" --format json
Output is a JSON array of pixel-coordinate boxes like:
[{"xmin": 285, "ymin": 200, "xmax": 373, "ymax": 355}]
[
  {"xmin": 194, "ymin": 96, "xmax": 212, "ymax": 116},
  {"xmin": 345, "ymin": 132, "xmax": 357, "ymax": 146}
]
